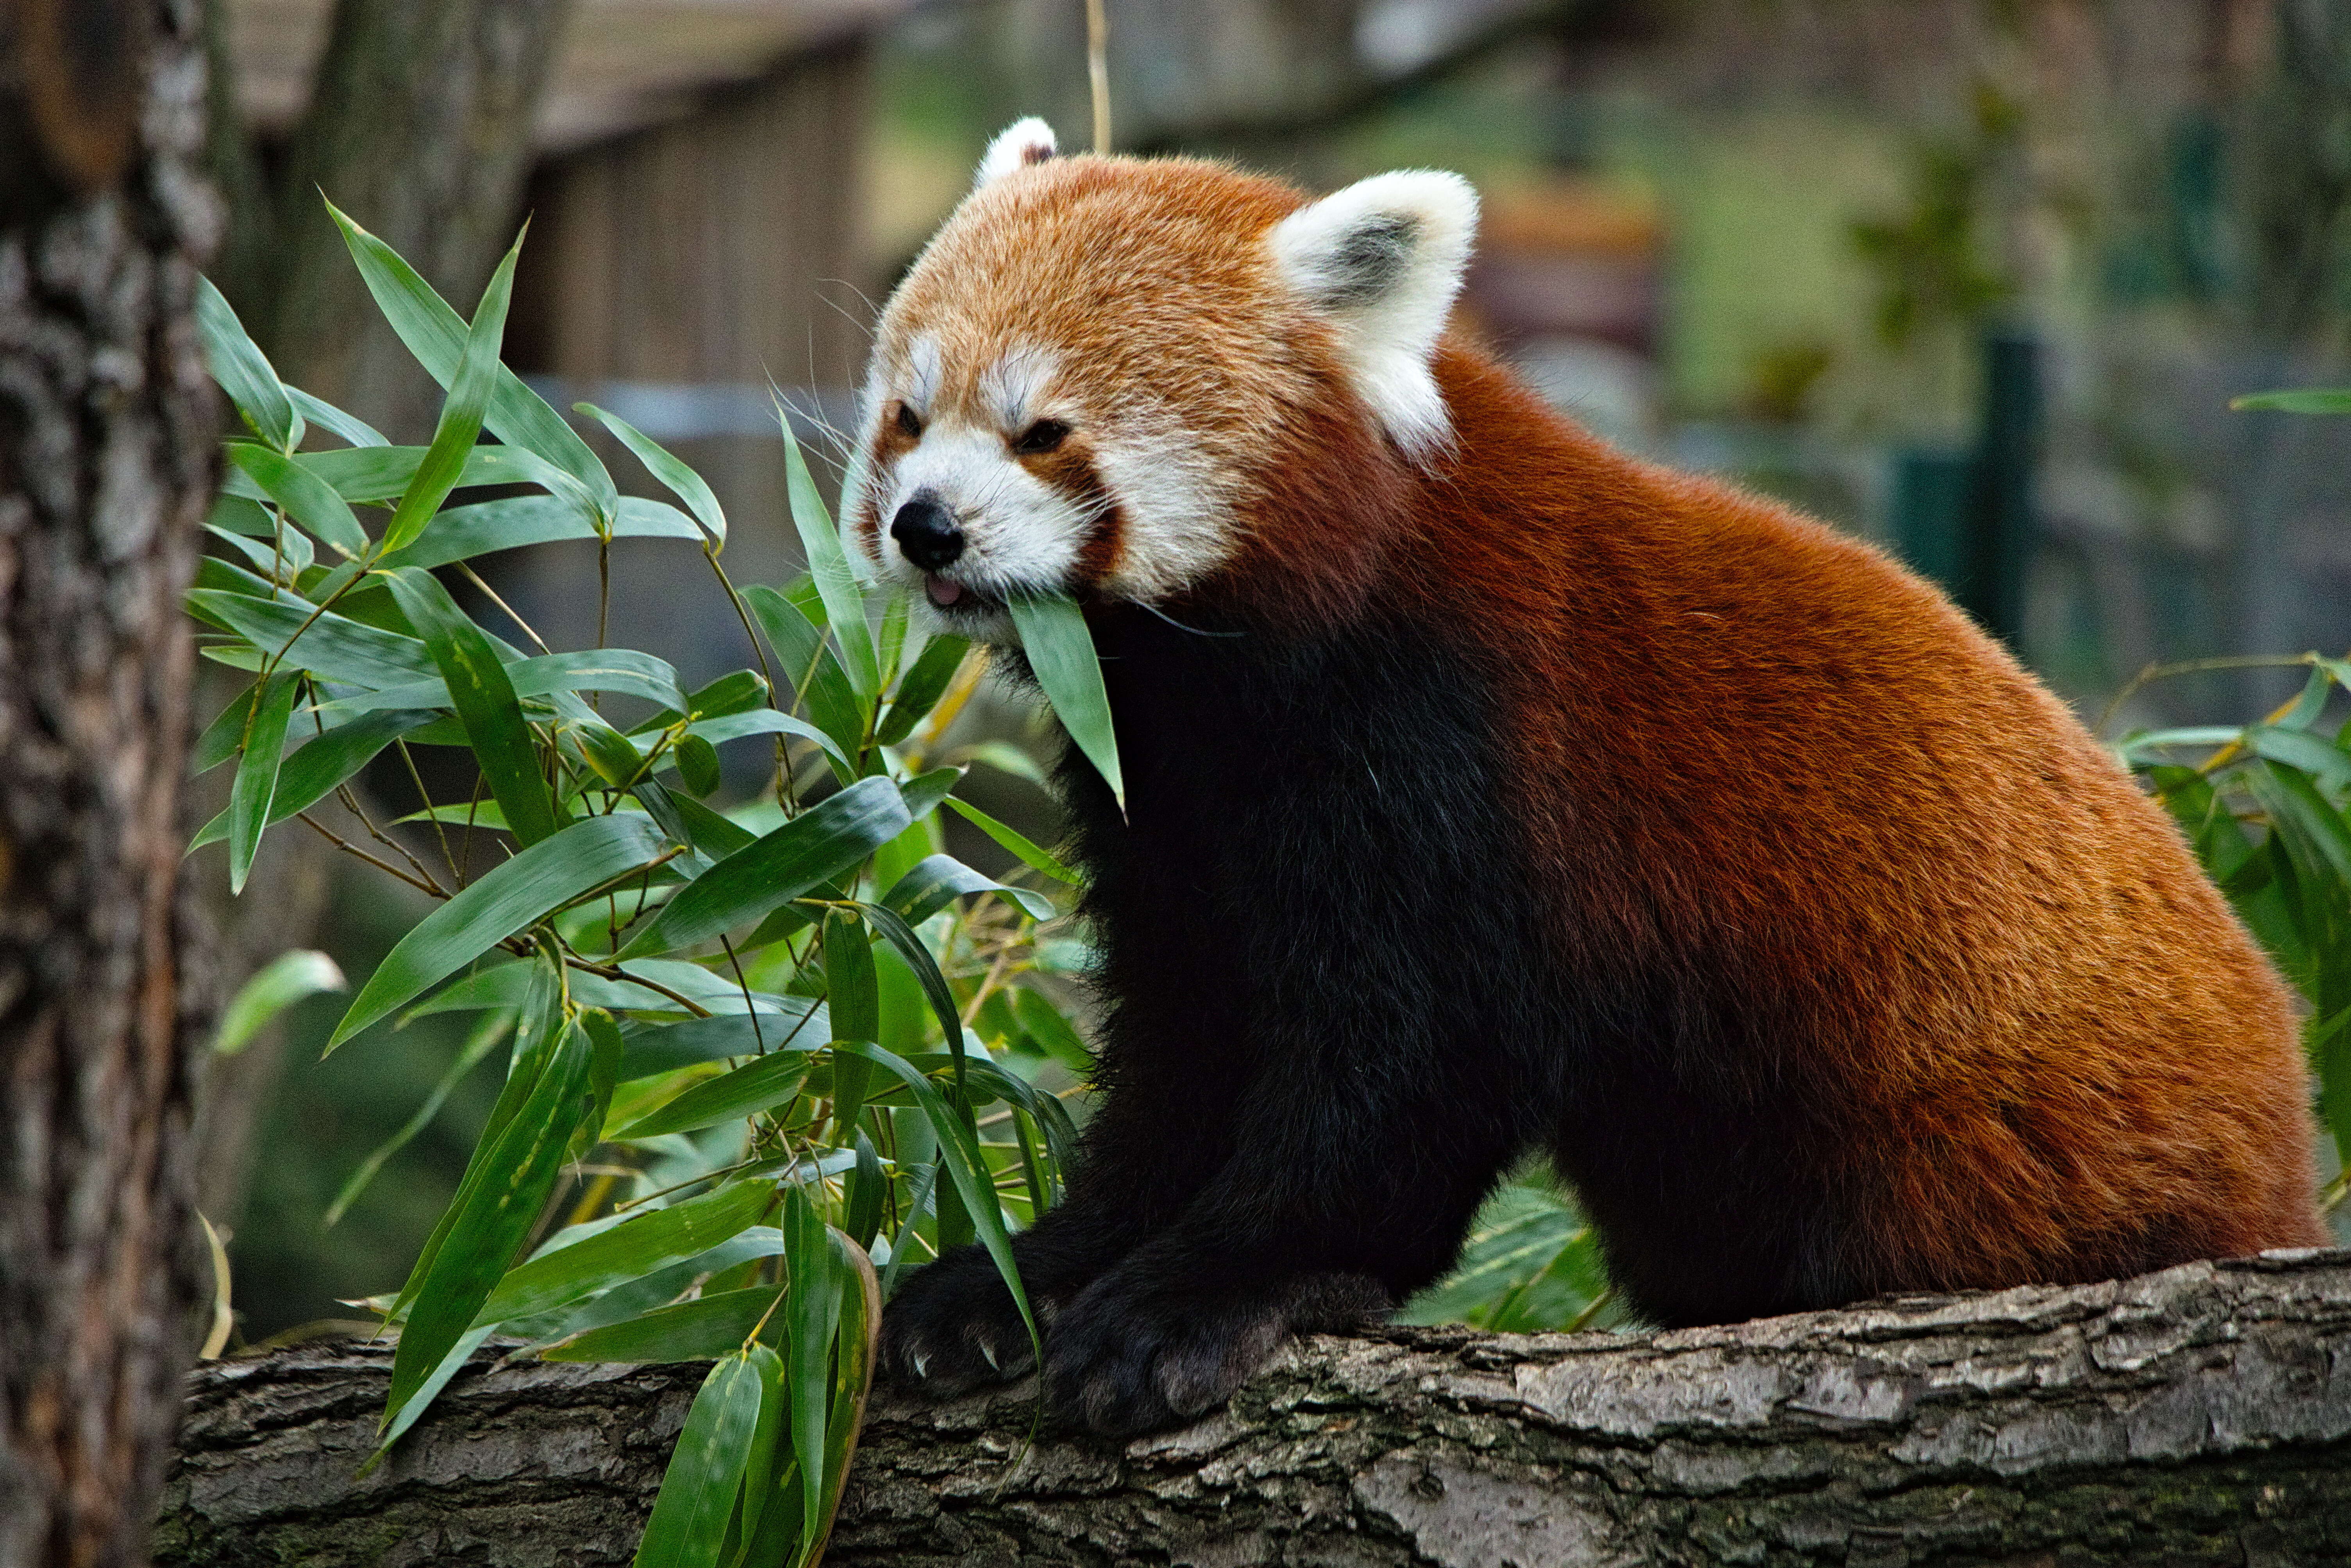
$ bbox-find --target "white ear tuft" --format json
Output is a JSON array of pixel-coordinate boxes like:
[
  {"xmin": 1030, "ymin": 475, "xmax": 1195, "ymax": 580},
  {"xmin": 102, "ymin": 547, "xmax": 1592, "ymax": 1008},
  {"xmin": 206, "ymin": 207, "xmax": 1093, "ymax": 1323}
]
[
  {"xmin": 1268, "ymin": 170, "xmax": 1478, "ymax": 463},
  {"xmin": 976, "ymin": 117, "xmax": 1059, "ymax": 189}
]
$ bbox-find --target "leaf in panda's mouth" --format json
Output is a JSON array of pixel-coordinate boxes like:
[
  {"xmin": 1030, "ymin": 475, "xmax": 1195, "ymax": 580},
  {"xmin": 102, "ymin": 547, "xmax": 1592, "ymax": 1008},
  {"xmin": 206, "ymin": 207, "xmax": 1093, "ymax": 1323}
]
[{"xmin": 1006, "ymin": 593, "xmax": 1124, "ymax": 814}]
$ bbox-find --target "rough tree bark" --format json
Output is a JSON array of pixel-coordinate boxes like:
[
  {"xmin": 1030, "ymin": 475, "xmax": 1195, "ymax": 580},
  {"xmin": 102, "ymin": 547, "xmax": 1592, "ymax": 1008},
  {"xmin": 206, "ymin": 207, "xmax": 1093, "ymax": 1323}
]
[
  {"xmin": 159, "ymin": 1251, "xmax": 2351, "ymax": 1566},
  {"xmin": 0, "ymin": 2, "xmax": 221, "ymax": 1564}
]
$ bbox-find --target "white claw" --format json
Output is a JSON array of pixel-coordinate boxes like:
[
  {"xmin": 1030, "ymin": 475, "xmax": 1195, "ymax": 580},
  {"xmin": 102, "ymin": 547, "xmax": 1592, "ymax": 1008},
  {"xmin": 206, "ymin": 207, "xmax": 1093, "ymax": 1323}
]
[
  {"xmin": 911, "ymin": 1350, "xmax": 930, "ymax": 1379},
  {"xmin": 979, "ymin": 1341, "xmax": 1000, "ymax": 1371}
]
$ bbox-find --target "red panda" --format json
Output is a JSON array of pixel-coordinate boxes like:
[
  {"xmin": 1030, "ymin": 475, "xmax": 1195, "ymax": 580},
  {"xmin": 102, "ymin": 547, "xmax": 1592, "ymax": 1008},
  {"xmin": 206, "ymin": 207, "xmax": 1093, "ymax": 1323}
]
[{"xmin": 849, "ymin": 117, "xmax": 2328, "ymax": 1437}]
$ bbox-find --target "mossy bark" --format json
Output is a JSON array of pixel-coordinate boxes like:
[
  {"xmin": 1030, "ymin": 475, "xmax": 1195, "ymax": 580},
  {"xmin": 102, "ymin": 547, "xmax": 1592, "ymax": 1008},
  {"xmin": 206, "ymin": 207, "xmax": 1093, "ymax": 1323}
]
[{"xmin": 158, "ymin": 1250, "xmax": 2351, "ymax": 1566}]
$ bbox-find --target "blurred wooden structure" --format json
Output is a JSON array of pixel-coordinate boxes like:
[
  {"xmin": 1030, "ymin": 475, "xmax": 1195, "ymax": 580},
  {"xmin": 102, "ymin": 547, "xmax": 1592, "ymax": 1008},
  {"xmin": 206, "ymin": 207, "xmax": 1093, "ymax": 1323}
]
[{"xmin": 225, "ymin": 0, "xmax": 909, "ymax": 668}]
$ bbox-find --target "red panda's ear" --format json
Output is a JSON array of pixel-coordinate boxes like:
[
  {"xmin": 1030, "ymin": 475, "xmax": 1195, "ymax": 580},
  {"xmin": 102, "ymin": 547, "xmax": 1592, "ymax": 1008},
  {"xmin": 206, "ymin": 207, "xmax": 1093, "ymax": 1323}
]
[
  {"xmin": 1268, "ymin": 170, "xmax": 1478, "ymax": 464},
  {"xmin": 975, "ymin": 117, "xmax": 1059, "ymax": 190}
]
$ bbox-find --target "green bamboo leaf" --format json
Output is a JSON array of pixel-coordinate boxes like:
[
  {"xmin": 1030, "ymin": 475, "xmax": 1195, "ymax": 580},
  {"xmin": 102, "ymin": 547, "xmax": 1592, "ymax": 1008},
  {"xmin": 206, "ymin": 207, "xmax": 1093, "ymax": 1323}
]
[
  {"xmin": 1011, "ymin": 986, "xmax": 1093, "ymax": 1076},
  {"xmin": 286, "ymin": 386, "xmax": 387, "ymax": 449},
  {"xmin": 633, "ymin": 1352, "xmax": 764, "ymax": 1568},
  {"xmin": 780, "ymin": 1188, "xmax": 836, "ymax": 1543},
  {"xmin": 618, "ymin": 776, "xmax": 909, "ymax": 959},
  {"xmin": 875, "ymin": 635, "xmax": 971, "ymax": 746},
  {"xmin": 579, "ymin": 403, "xmax": 726, "ymax": 547},
  {"xmin": 617, "ymin": 1007, "xmax": 830, "ymax": 1081},
  {"xmin": 675, "ymin": 734, "xmax": 723, "ymax": 797},
  {"xmin": 680, "ymin": 710, "xmax": 853, "ymax": 775},
  {"xmin": 186, "ymin": 587, "xmax": 436, "ymax": 687},
  {"xmin": 842, "ymin": 1130, "xmax": 885, "ymax": 1249},
  {"xmin": 513, "ymin": 1230, "xmax": 782, "ymax": 1348},
  {"xmin": 2253, "ymin": 762, "xmax": 2351, "ymax": 884},
  {"xmin": 2232, "ymin": 388, "xmax": 2351, "ymax": 413},
  {"xmin": 326, "ymin": 1010, "xmax": 511, "ymax": 1226},
  {"xmin": 733, "ymin": 1342, "xmax": 789, "ymax": 1566},
  {"xmin": 633, "ymin": 780, "xmax": 759, "ymax": 865},
  {"xmin": 328, "ymin": 814, "xmax": 671, "ymax": 1049},
  {"xmin": 190, "ymin": 709, "xmax": 443, "ymax": 851},
  {"xmin": 225, "ymin": 443, "xmax": 369, "ymax": 559},
  {"xmin": 478, "ymin": 1180, "xmax": 773, "ymax": 1326},
  {"xmin": 372, "ymin": 1324, "xmax": 494, "ymax": 1460},
  {"xmin": 213, "ymin": 949, "xmax": 347, "ymax": 1056},
  {"xmin": 834, "ymin": 1041, "xmax": 1035, "ymax": 1351},
  {"xmin": 385, "ymin": 1016, "xmax": 594, "ymax": 1427},
  {"xmin": 1007, "ymin": 594, "xmax": 1122, "ymax": 811},
  {"xmin": 823, "ymin": 909, "xmax": 880, "ymax": 1133},
  {"xmin": 383, "ymin": 233, "xmax": 523, "ymax": 553},
  {"xmin": 328, "ymin": 199, "xmax": 619, "ymax": 525},
  {"xmin": 777, "ymin": 408, "xmax": 878, "ymax": 698},
  {"xmin": 883, "ymin": 854, "xmax": 1056, "ymax": 927},
  {"xmin": 217, "ymin": 444, "xmax": 595, "ymax": 508},
  {"xmin": 612, "ymin": 1050, "xmax": 817, "ymax": 1140},
  {"xmin": 226, "ymin": 673, "xmax": 299, "ymax": 893},
  {"xmin": 378, "ymin": 494, "xmax": 700, "ymax": 571},
  {"xmin": 944, "ymin": 795, "xmax": 1081, "ymax": 888},
  {"xmin": 406, "ymin": 957, "xmax": 791, "ymax": 1027},
  {"xmin": 316, "ymin": 648, "xmax": 691, "ymax": 721},
  {"xmin": 381, "ymin": 566, "xmax": 561, "ymax": 846},
  {"xmin": 743, "ymin": 584, "xmax": 866, "ymax": 775},
  {"xmin": 852, "ymin": 902, "xmax": 964, "ymax": 1065},
  {"xmin": 2248, "ymin": 725, "xmax": 2351, "ymax": 796},
  {"xmin": 195, "ymin": 276, "xmax": 301, "ymax": 451},
  {"xmin": 541, "ymin": 1286, "xmax": 781, "ymax": 1363}
]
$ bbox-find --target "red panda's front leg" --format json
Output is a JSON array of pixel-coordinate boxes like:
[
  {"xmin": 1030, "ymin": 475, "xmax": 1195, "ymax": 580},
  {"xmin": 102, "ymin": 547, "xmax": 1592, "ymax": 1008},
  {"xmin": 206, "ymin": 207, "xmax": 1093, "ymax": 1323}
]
[{"xmin": 1037, "ymin": 1039, "xmax": 1524, "ymax": 1437}]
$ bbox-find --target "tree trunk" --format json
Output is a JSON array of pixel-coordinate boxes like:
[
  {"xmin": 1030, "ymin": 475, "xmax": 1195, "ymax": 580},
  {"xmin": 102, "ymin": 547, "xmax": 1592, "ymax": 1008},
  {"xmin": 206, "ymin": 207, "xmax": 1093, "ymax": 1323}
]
[
  {"xmin": 158, "ymin": 1251, "xmax": 2351, "ymax": 1566},
  {"xmin": 0, "ymin": 2, "xmax": 220, "ymax": 1564}
]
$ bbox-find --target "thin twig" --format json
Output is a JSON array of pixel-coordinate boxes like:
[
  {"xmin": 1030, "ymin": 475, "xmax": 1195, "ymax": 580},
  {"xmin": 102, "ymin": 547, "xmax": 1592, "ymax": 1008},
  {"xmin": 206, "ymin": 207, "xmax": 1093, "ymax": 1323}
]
[
  {"xmin": 455, "ymin": 561, "xmax": 552, "ymax": 655},
  {"xmin": 1085, "ymin": 0, "xmax": 1112, "ymax": 154},
  {"xmin": 395, "ymin": 737, "xmax": 465, "ymax": 887},
  {"xmin": 295, "ymin": 811, "xmax": 445, "ymax": 897}
]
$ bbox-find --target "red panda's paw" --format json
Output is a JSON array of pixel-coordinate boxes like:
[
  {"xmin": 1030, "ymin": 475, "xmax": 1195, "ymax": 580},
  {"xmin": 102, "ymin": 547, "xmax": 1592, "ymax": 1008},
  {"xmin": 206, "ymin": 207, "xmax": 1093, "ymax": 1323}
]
[
  {"xmin": 1044, "ymin": 1268, "xmax": 1389, "ymax": 1439},
  {"xmin": 879, "ymin": 1243, "xmax": 1044, "ymax": 1398}
]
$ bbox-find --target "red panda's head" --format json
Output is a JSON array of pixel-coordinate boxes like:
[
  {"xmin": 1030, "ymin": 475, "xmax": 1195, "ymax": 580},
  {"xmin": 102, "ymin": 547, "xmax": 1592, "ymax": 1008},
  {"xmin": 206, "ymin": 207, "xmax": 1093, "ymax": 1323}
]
[{"xmin": 844, "ymin": 117, "xmax": 1478, "ymax": 641}]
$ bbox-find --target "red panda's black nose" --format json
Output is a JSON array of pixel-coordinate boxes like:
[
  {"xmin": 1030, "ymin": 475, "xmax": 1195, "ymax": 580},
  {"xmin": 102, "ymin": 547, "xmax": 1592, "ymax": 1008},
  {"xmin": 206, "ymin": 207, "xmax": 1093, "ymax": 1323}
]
[{"xmin": 890, "ymin": 494, "xmax": 965, "ymax": 572}]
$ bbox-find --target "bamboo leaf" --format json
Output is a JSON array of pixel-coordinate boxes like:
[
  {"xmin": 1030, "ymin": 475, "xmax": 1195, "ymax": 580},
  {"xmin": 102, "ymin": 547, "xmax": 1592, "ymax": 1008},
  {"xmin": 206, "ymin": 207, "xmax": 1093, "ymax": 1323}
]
[
  {"xmin": 743, "ymin": 584, "xmax": 866, "ymax": 776},
  {"xmin": 186, "ymin": 587, "xmax": 437, "ymax": 688},
  {"xmin": 580, "ymin": 403, "xmax": 726, "ymax": 546},
  {"xmin": 853, "ymin": 902, "xmax": 965, "ymax": 1063},
  {"xmin": 1007, "ymin": 594, "xmax": 1122, "ymax": 811},
  {"xmin": 378, "ymin": 494, "xmax": 700, "ymax": 571},
  {"xmin": 225, "ymin": 442, "xmax": 369, "ymax": 559},
  {"xmin": 944, "ymin": 796, "xmax": 1081, "ymax": 887},
  {"xmin": 883, "ymin": 853, "xmax": 1056, "ymax": 927},
  {"xmin": 778, "ymin": 410, "xmax": 878, "ymax": 697},
  {"xmin": 326, "ymin": 1011, "xmax": 511, "ymax": 1226},
  {"xmin": 384, "ymin": 1017, "xmax": 593, "ymax": 1427},
  {"xmin": 831, "ymin": 1041, "xmax": 1034, "ymax": 1351},
  {"xmin": 213, "ymin": 949, "xmax": 347, "ymax": 1056},
  {"xmin": 328, "ymin": 199, "xmax": 619, "ymax": 526},
  {"xmin": 382, "ymin": 232, "xmax": 522, "ymax": 553},
  {"xmin": 328, "ymin": 814, "xmax": 671, "ymax": 1050},
  {"xmin": 633, "ymin": 1352, "xmax": 765, "ymax": 1568},
  {"xmin": 287, "ymin": 386, "xmax": 387, "ymax": 449},
  {"xmin": 226, "ymin": 672, "xmax": 299, "ymax": 894},
  {"xmin": 381, "ymin": 566, "xmax": 562, "ymax": 846},
  {"xmin": 780, "ymin": 1189, "xmax": 836, "ymax": 1544},
  {"xmin": 190, "ymin": 709, "xmax": 443, "ymax": 851},
  {"xmin": 617, "ymin": 1008, "xmax": 830, "ymax": 1081},
  {"xmin": 618, "ymin": 776, "xmax": 909, "ymax": 959},
  {"xmin": 612, "ymin": 1050, "xmax": 817, "ymax": 1140},
  {"xmin": 875, "ymin": 635, "xmax": 972, "ymax": 747},
  {"xmin": 479, "ymin": 1180, "xmax": 774, "ymax": 1326},
  {"xmin": 2232, "ymin": 388, "xmax": 2351, "ymax": 413},
  {"xmin": 195, "ymin": 276, "xmax": 301, "ymax": 451},
  {"xmin": 542, "ymin": 1286, "xmax": 781, "ymax": 1363},
  {"xmin": 315, "ymin": 648, "xmax": 691, "ymax": 721}
]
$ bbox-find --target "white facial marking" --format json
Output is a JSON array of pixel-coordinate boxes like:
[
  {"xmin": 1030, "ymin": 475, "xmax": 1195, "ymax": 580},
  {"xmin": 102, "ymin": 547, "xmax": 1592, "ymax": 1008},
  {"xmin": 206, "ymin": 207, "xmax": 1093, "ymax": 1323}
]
[
  {"xmin": 905, "ymin": 334, "xmax": 943, "ymax": 414},
  {"xmin": 1092, "ymin": 418, "xmax": 1236, "ymax": 600},
  {"xmin": 1269, "ymin": 169, "xmax": 1478, "ymax": 465},
  {"xmin": 980, "ymin": 345, "xmax": 1058, "ymax": 434}
]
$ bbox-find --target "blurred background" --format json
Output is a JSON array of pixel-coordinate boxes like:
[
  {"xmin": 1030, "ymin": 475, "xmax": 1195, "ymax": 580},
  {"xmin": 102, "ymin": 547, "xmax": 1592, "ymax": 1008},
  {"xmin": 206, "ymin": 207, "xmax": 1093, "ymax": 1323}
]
[{"xmin": 195, "ymin": 0, "xmax": 2351, "ymax": 1339}]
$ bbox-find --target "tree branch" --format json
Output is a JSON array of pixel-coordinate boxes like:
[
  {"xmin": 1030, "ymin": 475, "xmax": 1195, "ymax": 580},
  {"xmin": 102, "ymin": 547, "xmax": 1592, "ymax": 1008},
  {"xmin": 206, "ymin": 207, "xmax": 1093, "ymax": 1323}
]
[{"xmin": 159, "ymin": 1250, "xmax": 2351, "ymax": 1566}]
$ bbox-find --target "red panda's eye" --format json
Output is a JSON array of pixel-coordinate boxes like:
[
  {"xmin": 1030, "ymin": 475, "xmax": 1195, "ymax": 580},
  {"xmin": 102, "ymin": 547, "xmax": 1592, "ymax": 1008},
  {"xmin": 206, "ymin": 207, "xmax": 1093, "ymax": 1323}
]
[
  {"xmin": 1014, "ymin": 419, "xmax": 1069, "ymax": 456},
  {"xmin": 893, "ymin": 402, "xmax": 923, "ymax": 439}
]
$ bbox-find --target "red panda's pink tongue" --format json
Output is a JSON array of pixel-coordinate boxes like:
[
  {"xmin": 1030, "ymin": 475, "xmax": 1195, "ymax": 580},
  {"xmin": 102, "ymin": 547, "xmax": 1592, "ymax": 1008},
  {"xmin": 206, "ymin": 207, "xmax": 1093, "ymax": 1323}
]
[{"xmin": 925, "ymin": 576, "xmax": 964, "ymax": 607}]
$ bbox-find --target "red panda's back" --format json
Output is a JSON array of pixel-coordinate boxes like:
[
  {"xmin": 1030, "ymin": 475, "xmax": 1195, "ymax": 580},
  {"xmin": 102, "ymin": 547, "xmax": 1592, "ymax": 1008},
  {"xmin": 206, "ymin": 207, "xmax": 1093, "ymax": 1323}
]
[{"xmin": 1416, "ymin": 344, "xmax": 2326, "ymax": 1312}]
